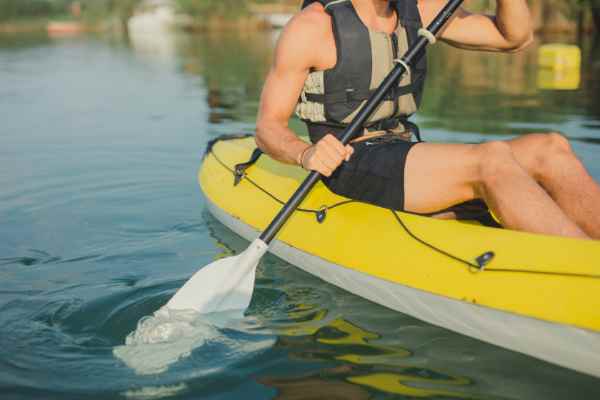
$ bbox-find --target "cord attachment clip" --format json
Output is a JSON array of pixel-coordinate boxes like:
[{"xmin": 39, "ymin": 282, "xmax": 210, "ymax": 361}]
[
  {"xmin": 316, "ymin": 206, "xmax": 328, "ymax": 224},
  {"xmin": 475, "ymin": 251, "xmax": 495, "ymax": 270},
  {"xmin": 233, "ymin": 148, "xmax": 263, "ymax": 186}
]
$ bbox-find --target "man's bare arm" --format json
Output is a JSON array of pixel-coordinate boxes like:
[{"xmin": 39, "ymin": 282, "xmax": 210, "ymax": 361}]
[
  {"xmin": 255, "ymin": 13, "xmax": 315, "ymax": 166},
  {"xmin": 256, "ymin": 7, "xmax": 353, "ymax": 177},
  {"xmin": 419, "ymin": 0, "xmax": 533, "ymax": 52}
]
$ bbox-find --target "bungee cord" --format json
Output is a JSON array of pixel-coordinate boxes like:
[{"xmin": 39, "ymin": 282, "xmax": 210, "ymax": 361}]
[{"xmin": 209, "ymin": 147, "xmax": 600, "ymax": 280}]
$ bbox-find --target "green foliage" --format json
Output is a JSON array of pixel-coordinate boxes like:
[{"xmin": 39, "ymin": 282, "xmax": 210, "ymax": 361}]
[
  {"xmin": 0, "ymin": 0, "xmax": 70, "ymax": 21},
  {"xmin": 0, "ymin": 0, "xmax": 140, "ymax": 21},
  {"xmin": 175, "ymin": 0, "xmax": 249, "ymax": 18},
  {"xmin": 1, "ymin": 0, "xmax": 599, "ymax": 26},
  {"xmin": 0, "ymin": 0, "xmax": 267, "ymax": 22},
  {"xmin": 78, "ymin": 0, "xmax": 139, "ymax": 22}
]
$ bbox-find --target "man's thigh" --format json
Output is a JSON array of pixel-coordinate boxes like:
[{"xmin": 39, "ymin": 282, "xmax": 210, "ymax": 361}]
[{"xmin": 404, "ymin": 142, "xmax": 482, "ymax": 213}]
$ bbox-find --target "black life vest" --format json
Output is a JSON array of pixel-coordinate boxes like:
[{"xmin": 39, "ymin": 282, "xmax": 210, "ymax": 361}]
[{"xmin": 297, "ymin": 0, "xmax": 427, "ymax": 143}]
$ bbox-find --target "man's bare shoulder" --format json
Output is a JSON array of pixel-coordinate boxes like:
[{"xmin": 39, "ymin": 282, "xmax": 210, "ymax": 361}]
[
  {"xmin": 271, "ymin": 3, "xmax": 333, "ymax": 71},
  {"xmin": 282, "ymin": 3, "xmax": 331, "ymax": 43}
]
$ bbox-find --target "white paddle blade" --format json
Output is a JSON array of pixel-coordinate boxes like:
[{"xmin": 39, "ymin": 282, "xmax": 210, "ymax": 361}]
[{"xmin": 165, "ymin": 239, "xmax": 268, "ymax": 314}]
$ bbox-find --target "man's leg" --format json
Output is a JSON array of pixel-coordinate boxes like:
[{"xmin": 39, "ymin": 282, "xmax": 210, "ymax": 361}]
[
  {"xmin": 507, "ymin": 133, "xmax": 600, "ymax": 239},
  {"xmin": 403, "ymin": 141, "xmax": 588, "ymax": 239}
]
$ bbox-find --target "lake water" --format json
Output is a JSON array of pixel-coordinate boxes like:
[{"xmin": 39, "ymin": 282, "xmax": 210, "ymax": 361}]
[{"xmin": 1, "ymin": 29, "xmax": 600, "ymax": 399}]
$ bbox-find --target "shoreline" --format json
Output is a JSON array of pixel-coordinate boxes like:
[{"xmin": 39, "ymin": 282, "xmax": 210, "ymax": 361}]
[
  {"xmin": 0, "ymin": 9, "xmax": 597, "ymax": 36},
  {"xmin": 0, "ymin": 20, "xmax": 48, "ymax": 33}
]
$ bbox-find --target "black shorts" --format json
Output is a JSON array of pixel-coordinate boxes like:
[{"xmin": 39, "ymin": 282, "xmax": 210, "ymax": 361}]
[{"xmin": 321, "ymin": 135, "xmax": 418, "ymax": 211}]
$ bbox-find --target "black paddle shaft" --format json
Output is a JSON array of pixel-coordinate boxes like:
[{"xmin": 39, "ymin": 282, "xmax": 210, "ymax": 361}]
[{"xmin": 260, "ymin": 0, "xmax": 464, "ymax": 244}]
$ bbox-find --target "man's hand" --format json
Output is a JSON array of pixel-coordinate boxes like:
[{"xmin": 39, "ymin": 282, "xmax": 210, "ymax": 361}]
[{"xmin": 300, "ymin": 134, "xmax": 354, "ymax": 177}]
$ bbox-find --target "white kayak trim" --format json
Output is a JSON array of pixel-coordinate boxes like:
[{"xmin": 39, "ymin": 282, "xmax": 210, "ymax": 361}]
[{"xmin": 205, "ymin": 197, "xmax": 600, "ymax": 378}]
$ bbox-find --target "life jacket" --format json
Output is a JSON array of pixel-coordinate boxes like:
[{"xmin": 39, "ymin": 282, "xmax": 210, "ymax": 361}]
[{"xmin": 297, "ymin": 0, "xmax": 427, "ymax": 143}]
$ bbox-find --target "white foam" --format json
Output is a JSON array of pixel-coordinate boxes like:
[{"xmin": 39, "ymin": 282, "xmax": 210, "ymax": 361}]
[
  {"xmin": 123, "ymin": 383, "xmax": 187, "ymax": 399},
  {"xmin": 113, "ymin": 307, "xmax": 275, "ymax": 376},
  {"xmin": 114, "ymin": 307, "xmax": 221, "ymax": 375}
]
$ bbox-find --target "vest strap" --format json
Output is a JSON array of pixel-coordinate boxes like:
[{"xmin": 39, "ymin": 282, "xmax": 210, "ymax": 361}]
[
  {"xmin": 307, "ymin": 115, "xmax": 414, "ymax": 132},
  {"xmin": 303, "ymin": 73, "xmax": 425, "ymax": 105},
  {"xmin": 301, "ymin": 0, "xmax": 347, "ymax": 11}
]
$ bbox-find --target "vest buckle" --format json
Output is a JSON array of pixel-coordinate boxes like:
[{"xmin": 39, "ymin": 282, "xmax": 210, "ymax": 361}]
[
  {"xmin": 300, "ymin": 91, "xmax": 308, "ymax": 103},
  {"xmin": 345, "ymin": 88, "xmax": 356, "ymax": 102}
]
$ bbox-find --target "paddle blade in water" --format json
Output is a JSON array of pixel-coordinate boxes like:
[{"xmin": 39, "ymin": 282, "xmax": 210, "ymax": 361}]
[{"xmin": 165, "ymin": 239, "xmax": 268, "ymax": 313}]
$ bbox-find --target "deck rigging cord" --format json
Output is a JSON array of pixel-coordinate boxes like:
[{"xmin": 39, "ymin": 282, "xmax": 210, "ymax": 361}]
[{"xmin": 209, "ymin": 146, "xmax": 600, "ymax": 280}]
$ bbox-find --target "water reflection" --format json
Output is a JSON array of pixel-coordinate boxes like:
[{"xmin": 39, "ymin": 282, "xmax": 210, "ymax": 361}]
[
  {"xmin": 124, "ymin": 28, "xmax": 276, "ymax": 126},
  {"xmin": 128, "ymin": 25, "xmax": 179, "ymax": 68},
  {"xmin": 177, "ymin": 31, "xmax": 274, "ymax": 124},
  {"xmin": 266, "ymin": 317, "xmax": 476, "ymax": 399},
  {"xmin": 121, "ymin": 27, "xmax": 600, "ymax": 145},
  {"xmin": 422, "ymin": 36, "xmax": 600, "ymax": 138},
  {"xmin": 585, "ymin": 36, "xmax": 600, "ymax": 119}
]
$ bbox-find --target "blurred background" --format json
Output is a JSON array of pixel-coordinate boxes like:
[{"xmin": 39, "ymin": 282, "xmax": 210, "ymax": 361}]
[
  {"xmin": 1, "ymin": 1, "xmax": 600, "ymax": 400},
  {"xmin": 0, "ymin": 0, "xmax": 599, "ymax": 33}
]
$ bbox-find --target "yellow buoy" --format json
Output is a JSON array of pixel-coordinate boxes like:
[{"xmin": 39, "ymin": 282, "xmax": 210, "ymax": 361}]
[
  {"xmin": 537, "ymin": 67, "xmax": 581, "ymax": 90},
  {"xmin": 537, "ymin": 44, "xmax": 581, "ymax": 90},
  {"xmin": 538, "ymin": 44, "xmax": 581, "ymax": 70}
]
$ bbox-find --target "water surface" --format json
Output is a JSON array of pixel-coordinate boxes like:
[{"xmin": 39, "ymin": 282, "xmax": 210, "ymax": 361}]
[{"xmin": 1, "ymin": 29, "xmax": 600, "ymax": 399}]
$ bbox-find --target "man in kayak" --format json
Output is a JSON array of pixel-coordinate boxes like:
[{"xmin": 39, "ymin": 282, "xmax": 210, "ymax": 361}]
[{"xmin": 255, "ymin": 0, "xmax": 600, "ymax": 239}]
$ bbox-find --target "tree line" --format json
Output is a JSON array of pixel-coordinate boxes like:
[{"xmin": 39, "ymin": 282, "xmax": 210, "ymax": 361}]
[
  {"xmin": 0, "ymin": 0, "xmax": 277, "ymax": 21},
  {"xmin": 1, "ymin": 0, "xmax": 598, "ymax": 32},
  {"xmin": 0, "ymin": 0, "xmax": 67, "ymax": 20}
]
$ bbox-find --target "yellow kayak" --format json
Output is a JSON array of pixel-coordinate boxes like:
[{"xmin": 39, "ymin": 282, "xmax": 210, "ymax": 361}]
[{"xmin": 199, "ymin": 135, "xmax": 600, "ymax": 377}]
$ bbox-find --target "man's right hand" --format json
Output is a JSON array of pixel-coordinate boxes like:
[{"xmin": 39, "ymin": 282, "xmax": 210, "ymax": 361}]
[{"xmin": 300, "ymin": 134, "xmax": 354, "ymax": 177}]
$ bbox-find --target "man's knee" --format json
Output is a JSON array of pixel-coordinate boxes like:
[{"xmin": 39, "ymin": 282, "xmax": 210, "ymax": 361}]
[
  {"xmin": 531, "ymin": 132, "xmax": 575, "ymax": 175},
  {"xmin": 542, "ymin": 132, "xmax": 573, "ymax": 156},
  {"xmin": 474, "ymin": 141, "xmax": 517, "ymax": 186}
]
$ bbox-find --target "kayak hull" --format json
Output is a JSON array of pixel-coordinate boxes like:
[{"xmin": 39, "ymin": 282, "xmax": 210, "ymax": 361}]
[
  {"xmin": 206, "ymin": 196, "xmax": 600, "ymax": 378},
  {"xmin": 199, "ymin": 136, "xmax": 600, "ymax": 378}
]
